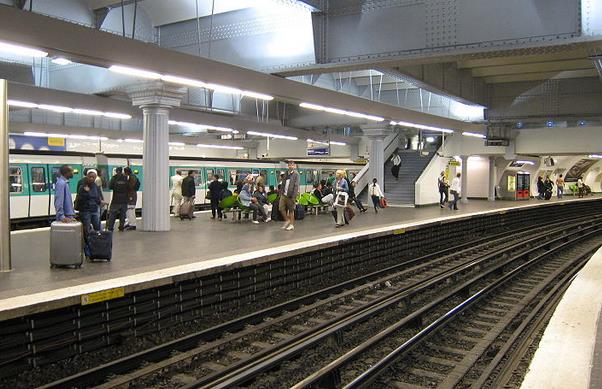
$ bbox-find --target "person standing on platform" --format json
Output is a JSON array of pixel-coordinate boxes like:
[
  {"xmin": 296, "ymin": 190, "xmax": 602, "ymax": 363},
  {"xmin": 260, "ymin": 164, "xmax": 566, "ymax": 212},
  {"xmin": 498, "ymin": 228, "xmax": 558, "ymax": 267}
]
[
  {"xmin": 536, "ymin": 176, "xmax": 544, "ymax": 200},
  {"xmin": 107, "ymin": 167, "xmax": 129, "ymax": 231},
  {"xmin": 543, "ymin": 176, "xmax": 553, "ymax": 200},
  {"xmin": 170, "ymin": 171, "xmax": 183, "ymax": 215},
  {"xmin": 349, "ymin": 181, "xmax": 367, "ymax": 213},
  {"xmin": 334, "ymin": 170, "xmax": 349, "ymax": 227},
  {"xmin": 280, "ymin": 161, "xmax": 300, "ymax": 231},
  {"xmin": 448, "ymin": 173, "xmax": 461, "ymax": 210},
  {"xmin": 369, "ymin": 178, "xmax": 384, "ymax": 213},
  {"xmin": 123, "ymin": 167, "xmax": 140, "ymax": 231},
  {"xmin": 181, "ymin": 170, "xmax": 197, "ymax": 218},
  {"xmin": 55, "ymin": 164, "xmax": 75, "ymax": 222},
  {"xmin": 438, "ymin": 171, "xmax": 449, "ymax": 208},
  {"xmin": 208, "ymin": 174, "xmax": 223, "ymax": 220},
  {"xmin": 577, "ymin": 176, "xmax": 585, "ymax": 198},
  {"xmin": 77, "ymin": 170, "xmax": 102, "ymax": 258},
  {"xmin": 391, "ymin": 152, "xmax": 402, "ymax": 179},
  {"xmin": 556, "ymin": 174, "xmax": 565, "ymax": 199}
]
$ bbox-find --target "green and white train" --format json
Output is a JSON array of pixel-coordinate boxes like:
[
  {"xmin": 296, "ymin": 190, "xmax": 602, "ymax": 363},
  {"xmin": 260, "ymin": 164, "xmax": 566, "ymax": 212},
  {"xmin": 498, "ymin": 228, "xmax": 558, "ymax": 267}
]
[{"xmin": 8, "ymin": 150, "xmax": 363, "ymax": 228}]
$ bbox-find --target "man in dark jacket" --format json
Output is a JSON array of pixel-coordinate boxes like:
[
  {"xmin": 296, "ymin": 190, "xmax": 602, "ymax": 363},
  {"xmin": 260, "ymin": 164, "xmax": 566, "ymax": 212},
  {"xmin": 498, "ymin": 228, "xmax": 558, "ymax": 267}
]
[
  {"xmin": 208, "ymin": 174, "xmax": 223, "ymax": 220},
  {"xmin": 107, "ymin": 167, "xmax": 129, "ymax": 231},
  {"xmin": 123, "ymin": 167, "xmax": 140, "ymax": 230},
  {"xmin": 181, "ymin": 170, "xmax": 197, "ymax": 218},
  {"xmin": 279, "ymin": 161, "xmax": 300, "ymax": 231},
  {"xmin": 77, "ymin": 169, "xmax": 102, "ymax": 258}
]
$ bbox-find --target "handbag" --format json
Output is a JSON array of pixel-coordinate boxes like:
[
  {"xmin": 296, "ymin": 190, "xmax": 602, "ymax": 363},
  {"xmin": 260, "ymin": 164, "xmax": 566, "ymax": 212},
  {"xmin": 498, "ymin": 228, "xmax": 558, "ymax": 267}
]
[
  {"xmin": 379, "ymin": 197, "xmax": 388, "ymax": 208},
  {"xmin": 334, "ymin": 192, "xmax": 348, "ymax": 208}
]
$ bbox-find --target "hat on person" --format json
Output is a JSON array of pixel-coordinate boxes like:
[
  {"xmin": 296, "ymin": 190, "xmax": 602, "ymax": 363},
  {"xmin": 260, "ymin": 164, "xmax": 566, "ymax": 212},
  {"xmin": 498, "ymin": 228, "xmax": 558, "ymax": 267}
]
[{"xmin": 87, "ymin": 169, "xmax": 98, "ymax": 176}]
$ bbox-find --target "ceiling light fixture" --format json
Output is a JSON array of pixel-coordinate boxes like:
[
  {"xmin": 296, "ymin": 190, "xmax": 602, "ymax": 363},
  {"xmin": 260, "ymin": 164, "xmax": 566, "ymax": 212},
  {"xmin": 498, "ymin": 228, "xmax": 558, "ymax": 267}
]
[
  {"xmin": 161, "ymin": 75, "xmax": 207, "ymax": 88},
  {"xmin": 391, "ymin": 120, "xmax": 455, "ymax": 134},
  {"xmin": 37, "ymin": 104, "xmax": 73, "ymax": 113},
  {"xmin": 51, "ymin": 57, "xmax": 72, "ymax": 65},
  {"xmin": 0, "ymin": 41, "xmax": 48, "ymax": 57},
  {"xmin": 23, "ymin": 131, "xmax": 108, "ymax": 141},
  {"xmin": 329, "ymin": 141, "xmax": 347, "ymax": 146},
  {"xmin": 158, "ymin": 74, "xmax": 274, "ymax": 100},
  {"xmin": 169, "ymin": 120, "xmax": 238, "ymax": 133},
  {"xmin": 7, "ymin": 100, "xmax": 38, "ymax": 108},
  {"xmin": 196, "ymin": 144, "xmax": 244, "ymax": 150},
  {"xmin": 307, "ymin": 139, "xmax": 329, "ymax": 146},
  {"xmin": 73, "ymin": 108, "xmax": 104, "ymax": 116},
  {"xmin": 426, "ymin": 136, "xmax": 435, "ymax": 143},
  {"xmin": 103, "ymin": 112, "xmax": 132, "ymax": 119},
  {"xmin": 589, "ymin": 154, "xmax": 602, "ymax": 159},
  {"xmin": 462, "ymin": 131, "xmax": 486, "ymax": 139},
  {"xmin": 516, "ymin": 160, "xmax": 535, "ymax": 166},
  {"xmin": 300, "ymin": 102, "xmax": 384, "ymax": 122},
  {"xmin": 247, "ymin": 131, "xmax": 298, "ymax": 141},
  {"xmin": 124, "ymin": 138, "xmax": 144, "ymax": 143},
  {"xmin": 169, "ymin": 142, "xmax": 186, "ymax": 146},
  {"xmin": 109, "ymin": 65, "xmax": 161, "ymax": 79},
  {"xmin": 7, "ymin": 99, "xmax": 132, "ymax": 119}
]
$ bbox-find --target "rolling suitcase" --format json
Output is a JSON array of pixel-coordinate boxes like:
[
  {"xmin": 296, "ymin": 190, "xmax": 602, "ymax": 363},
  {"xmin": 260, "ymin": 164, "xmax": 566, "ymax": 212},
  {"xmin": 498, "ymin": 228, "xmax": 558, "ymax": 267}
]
[
  {"xmin": 50, "ymin": 221, "xmax": 84, "ymax": 268},
  {"xmin": 88, "ymin": 230, "xmax": 113, "ymax": 261},
  {"xmin": 344, "ymin": 206, "xmax": 355, "ymax": 222},
  {"xmin": 180, "ymin": 198, "xmax": 193, "ymax": 220},
  {"xmin": 294, "ymin": 204, "xmax": 305, "ymax": 220},
  {"xmin": 271, "ymin": 197, "xmax": 282, "ymax": 221}
]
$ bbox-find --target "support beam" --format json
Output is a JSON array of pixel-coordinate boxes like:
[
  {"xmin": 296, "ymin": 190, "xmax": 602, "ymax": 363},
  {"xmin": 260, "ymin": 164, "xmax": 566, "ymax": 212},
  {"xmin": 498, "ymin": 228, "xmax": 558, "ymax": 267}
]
[
  {"xmin": 362, "ymin": 126, "xmax": 392, "ymax": 191},
  {"xmin": 93, "ymin": 7, "xmax": 110, "ymax": 29},
  {"xmin": 461, "ymin": 155, "xmax": 469, "ymax": 204},
  {"xmin": 0, "ymin": 79, "xmax": 11, "ymax": 272},
  {"xmin": 488, "ymin": 156, "xmax": 496, "ymax": 201}
]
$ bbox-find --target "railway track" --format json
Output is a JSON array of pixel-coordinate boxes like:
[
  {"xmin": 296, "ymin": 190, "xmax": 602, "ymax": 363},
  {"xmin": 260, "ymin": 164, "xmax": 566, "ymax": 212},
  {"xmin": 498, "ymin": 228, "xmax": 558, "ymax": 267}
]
[{"xmin": 39, "ymin": 216, "xmax": 602, "ymax": 389}]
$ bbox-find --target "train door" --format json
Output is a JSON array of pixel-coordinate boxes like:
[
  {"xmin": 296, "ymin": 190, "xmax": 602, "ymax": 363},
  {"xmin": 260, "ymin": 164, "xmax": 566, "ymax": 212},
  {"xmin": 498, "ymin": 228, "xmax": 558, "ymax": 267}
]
[
  {"xmin": 28, "ymin": 164, "xmax": 50, "ymax": 217},
  {"xmin": 130, "ymin": 165, "xmax": 143, "ymax": 208},
  {"xmin": 9, "ymin": 164, "xmax": 29, "ymax": 218}
]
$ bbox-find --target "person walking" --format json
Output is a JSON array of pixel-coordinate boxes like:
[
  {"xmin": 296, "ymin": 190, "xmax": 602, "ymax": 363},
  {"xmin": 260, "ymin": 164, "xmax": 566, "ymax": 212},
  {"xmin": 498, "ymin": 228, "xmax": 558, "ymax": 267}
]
[
  {"xmin": 438, "ymin": 171, "xmax": 449, "ymax": 208},
  {"xmin": 54, "ymin": 164, "xmax": 75, "ymax": 222},
  {"xmin": 107, "ymin": 167, "xmax": 129, "ymax": 231},
  {"xmin": 170, "ymin": 171, "xmax": 184, "ymax": 215},
  {"xmin": 181, "ymin": 170, "xmax": 197, "ymax": 219},
  {"xmin": 448, "ymin": 173, "xmax": 461, "ymax": 210},
  {"xmin": 349, "ymin": 181, "xmax": 367, "ymax": 212},
  {"xmin": 391, "ymin": 152, "xmax": 402, "ymax": 179},
  {"xmin": 77, "ymin": 169, "xmax": 102, "ymax": 258},
  {"xmin": 577, "ymin": 176, "xmax": 585, "ymax": 198},
  {"xmin": 369, "ymin": 178, "xmax": 384, "ymax": 213},
  {"xmin": 556, "ymin": 174, "xmax": 565, "ymax": 199},
  {"xmin": 208, "ymin": 174, "xmax": 223, "ymax": 220},
  {"xmin": 124, "ymin": 167, "xmax": 140, "ymax": 230},
  {"xmin": 334, "ymin": 170, "xmax": 349, "ymax": 227},
  {"xmin": 280, "ymin": 161, "xmax": 300, "ymax": 231}
]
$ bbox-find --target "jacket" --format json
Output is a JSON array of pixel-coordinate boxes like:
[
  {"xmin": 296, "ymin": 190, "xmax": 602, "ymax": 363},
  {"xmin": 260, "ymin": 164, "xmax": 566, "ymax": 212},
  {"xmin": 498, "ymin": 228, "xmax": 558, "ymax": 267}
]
[
  {"xmin": 182, "ymin": 176, "xmax": 196, "ymax": 197},
  {"xmin": 335, "ymin": 178, "xmax": 348, "ymax": 193},
  {"xmin": 282, "ymin": 170, "xmax": 300, "ymax": 198},
  {"xmin": 54, "ymin": 176, "xmax": 74, "ymax": 221},
  {"xmin": 127, "ymin": 175, "xmax": 140, "ymax": 206},
  {"xmin": 438, "ymin": 176, "xmax": 448, "ymax": 191},
  {"xmin": 171, "ymin": 174, "xmax": 183, "ymax": 195},
  {"xmin": 77, "ymin": 179, "xmax": 102, "ymax": 212},
  {"xmin": 208, "ymin": 180, "xmax": 223, "ymax": 200},
  {"xmin": 253, "ymin": 190, "xmax": 268, "ymax": 205},
  {"xmin": 369, "ymin": 183, "xmax": 384, "ymax": 198},
  {"xmin": 450, "ymin": 177, "xmax": 461, "ymax": 194},
  {"xmin": 109, "ymin": 174, "xmax": 129, "ymax": 205},
  {"xmin": 238, "ymin": 184, "xmax": 252, "ymax": 207}
]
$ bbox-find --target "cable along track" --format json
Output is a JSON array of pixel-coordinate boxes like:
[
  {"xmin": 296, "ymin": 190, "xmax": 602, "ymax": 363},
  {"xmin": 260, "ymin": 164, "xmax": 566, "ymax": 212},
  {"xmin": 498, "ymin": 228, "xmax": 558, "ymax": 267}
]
[{"xmin": 39, "ymin": 216, "xmax": 602, "ymax": 389}]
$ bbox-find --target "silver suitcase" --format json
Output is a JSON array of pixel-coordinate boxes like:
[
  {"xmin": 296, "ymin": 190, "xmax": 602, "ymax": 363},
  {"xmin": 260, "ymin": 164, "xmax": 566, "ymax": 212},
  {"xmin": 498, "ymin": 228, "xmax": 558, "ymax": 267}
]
[{"xmin": 50, "ymin": 221, "xmax": 84, "ymax": 268}]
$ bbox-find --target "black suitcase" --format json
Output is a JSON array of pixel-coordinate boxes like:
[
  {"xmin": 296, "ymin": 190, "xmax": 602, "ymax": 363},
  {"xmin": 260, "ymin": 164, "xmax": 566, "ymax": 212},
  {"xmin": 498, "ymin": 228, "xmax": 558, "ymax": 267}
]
[
  {"xmin": 544, "ymin": 190, "xmax": 552, "ymax": 200},
  {"xmin": 88, "ymin": 230, "xmax": 113, "ymax": 261},
  {"xmin": 294, "ymin": 204, "xmax": 305, "ymax": 220},
  {"xmin": 271, "ymin": 198, "xmax": 282, "ymax": 221}
]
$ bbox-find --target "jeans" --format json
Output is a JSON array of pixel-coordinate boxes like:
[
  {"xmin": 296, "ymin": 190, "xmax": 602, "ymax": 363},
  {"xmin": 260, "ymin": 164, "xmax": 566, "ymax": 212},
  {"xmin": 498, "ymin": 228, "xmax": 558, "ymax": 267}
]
[
  {"xmin": 171, "ymin": 192, "xmax": 183, "ymax": 215},
  {"xmin": 449, "ymin": 190, "xmax": 459, "ymax": 210},
  {"xmin": 108, "ymin": 203, "xmax": 127, "ymax": 231},
  {"xmin": 557, "ymin": 186, "xmax": 564, "ymax": 199},
  {"xmin": 371, "ymin": 195, "xmax": 380, "ymax": 211},
  {"xmin": 210, "ymin": 198, "xmax": 221, "ymax": 218},
  {"xmin": 352, "ymin": 197, "xmax": 365, "ymax": 211},
  {"xmin": 81, "ymin": 209, "xmax": 101, "ymax": 257},
  {"xmin": 249, "ymin": 203, "xmax": 266, "ymax": 221},
  {"xmin": 439, "ymin": 189, "xmax": 448, "ymax": 205},
  {"xmin": 336, "ymin": 206, "xmax": 345, "ymax": 225},
  {"xmin": 126, "ymin": 205, "xmax": 136, "ymax": 227}
]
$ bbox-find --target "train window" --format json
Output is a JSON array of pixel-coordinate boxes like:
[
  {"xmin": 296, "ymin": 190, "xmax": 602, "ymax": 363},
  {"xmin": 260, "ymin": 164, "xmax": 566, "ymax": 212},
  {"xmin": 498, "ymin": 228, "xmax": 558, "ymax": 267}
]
[
  {"xmin": 30, "ymin": 167, "xmax": 47, "ymax": 192},
  {"xmin": 206, "ymin": 169, "xmax": 214, "ymax": 181},
  {"xmin": 216, "ymin": 169, "xmax": 225, "ymax": 180},
  {"xmin": 237, "ymin": 171, "xmax": 250, "ymax": 183},
  {"xmin": 229, "ymin": 170, "xmax": 237, "ymax": 185},
  {"xmin": 9, "ymin": 167, "xmax": 23, "ymax": 193},
  {"xmin": 51, "ymin": 167, "xmax": 61, "ymax": 190}
]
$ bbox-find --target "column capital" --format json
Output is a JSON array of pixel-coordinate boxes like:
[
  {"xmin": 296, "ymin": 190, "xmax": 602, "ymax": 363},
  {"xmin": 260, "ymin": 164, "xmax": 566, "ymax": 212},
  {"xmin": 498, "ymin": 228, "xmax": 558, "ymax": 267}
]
[
  {"xmin": 125, "ymin": 81, "xmax": 187, "ymax": 108},
  {"xmin": 361, "ymin": 125, "xmax": 392, "ymax": 139}
]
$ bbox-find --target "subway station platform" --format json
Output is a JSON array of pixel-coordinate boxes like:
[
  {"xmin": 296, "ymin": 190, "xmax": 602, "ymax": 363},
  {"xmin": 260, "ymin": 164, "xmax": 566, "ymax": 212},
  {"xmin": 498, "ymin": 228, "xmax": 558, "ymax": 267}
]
[{"xmin": 1, "ymin": 195, "xmax": 600, "ymax": 322}]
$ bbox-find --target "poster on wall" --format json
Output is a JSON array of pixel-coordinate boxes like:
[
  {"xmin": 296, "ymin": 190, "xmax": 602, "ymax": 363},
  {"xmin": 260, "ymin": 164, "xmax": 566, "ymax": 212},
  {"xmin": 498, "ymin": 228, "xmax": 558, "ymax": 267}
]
[
  {"xmin": 565, "ymin": 159, "xmax": 597, "ymax": 182},
  {"xmin": 307, "ymin": 141, "xmax": 329, "ymax": 156},
  {"xmin": 9, "ymin": 134, "xmax": 66, "ymax": 151}
]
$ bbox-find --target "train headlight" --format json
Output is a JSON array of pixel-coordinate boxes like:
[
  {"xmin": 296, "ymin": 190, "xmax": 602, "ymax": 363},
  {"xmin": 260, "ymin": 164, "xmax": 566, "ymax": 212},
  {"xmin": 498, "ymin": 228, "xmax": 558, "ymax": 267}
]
[{"xmin": 134, "ymin": 169, "xmax": 140, "ymax": 174}]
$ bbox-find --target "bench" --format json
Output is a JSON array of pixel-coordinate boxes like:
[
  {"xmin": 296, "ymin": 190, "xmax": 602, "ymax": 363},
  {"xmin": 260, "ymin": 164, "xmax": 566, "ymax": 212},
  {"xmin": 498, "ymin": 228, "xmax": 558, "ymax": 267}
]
[
  {"xmin": 225, "ymin": 207, "xmax": 250, "ymax": 222},
  {"xmin": 306, "ymin": 204, "xmax": 330, "ymax": 215}
]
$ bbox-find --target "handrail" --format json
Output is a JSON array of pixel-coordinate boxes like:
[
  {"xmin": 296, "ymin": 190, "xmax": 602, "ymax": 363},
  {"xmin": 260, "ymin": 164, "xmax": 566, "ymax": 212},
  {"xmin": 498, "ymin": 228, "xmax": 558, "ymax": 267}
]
[{"xmin": 353, "ymin": 132, "xmax": 400, "ymax": 196}]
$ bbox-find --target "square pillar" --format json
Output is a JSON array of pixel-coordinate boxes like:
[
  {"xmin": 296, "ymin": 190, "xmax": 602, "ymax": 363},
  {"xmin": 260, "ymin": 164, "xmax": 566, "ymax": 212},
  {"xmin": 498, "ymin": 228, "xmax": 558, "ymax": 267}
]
[
  {"xmin": 488, "ymin": 156, "xmax": 496, "ymax": 201},
  {"xmin": 362, "ymin": 126, "xmax": 392, "ymax": 189},
  {"xmin": 461, "ymin": 155, "xmax": 469, "ymax": 204}
]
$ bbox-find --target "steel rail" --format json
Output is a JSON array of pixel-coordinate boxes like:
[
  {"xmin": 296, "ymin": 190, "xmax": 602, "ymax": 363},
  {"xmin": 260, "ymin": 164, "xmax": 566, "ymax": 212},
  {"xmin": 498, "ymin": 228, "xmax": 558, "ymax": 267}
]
[
  {"xmin": 343, "ymin": 224, "xmax": 601, "ymax": 388},
  {"xmin": 184, "ymin": 221, "xmax": 601, "ymax": 389}
]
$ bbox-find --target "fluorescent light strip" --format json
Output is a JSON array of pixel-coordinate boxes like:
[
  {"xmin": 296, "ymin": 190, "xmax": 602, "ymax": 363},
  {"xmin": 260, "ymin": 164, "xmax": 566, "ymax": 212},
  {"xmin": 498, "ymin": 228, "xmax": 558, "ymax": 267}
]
[
  {"xmin": 7, "ymin": 100, "xmax": 132, "ymax": 119},
  {"xmin": 300, "ymin": 102, "xmax": 384, "ymax": 122},
  {"xmin": 161, "ymin": 75, "xmax": 207, "ymax": 88},
  {"xmin": 516, "ymin": 160, "xmax": 535, "ymax": 166},
  {"xmin": 169, "ymin": 142, "xmax": 186, "ymax": 146},
  {"xmin": 247, "ymin": 131, "xmax": 298, "ymax": 141},
  {"xmin": 169, "ymin": 120, "xmax": 238, "ymax": 134},
  {"xmin": 589, "ymin": 154, "xmax": 602, "ymax": 159},
  {"xmin": 307, "ymin": 139, "xmax": 329, "ymax": 146},
  {"xmin": 196, "ymin": 144, "xmax": 244, "ymax": 150},
  {"xmin": 51, "ymin": 57, "xmax": 72, "ymax": 65},
  {"xmin": 109, "ymin": 65, "xmax": 161, "ymax": 79},
  {"xmin": 329, "ymin": 141, "xmax": 347, "ymax": 146},
  {"xmin": 391, "ymin": 120, "xmax": 455, "ymax": 134},
  {"xmin": 124, "ymin": 139, "xmax": 144, "ymax": 143},
  {"xmin": 23, "ymin": 131, "xmax": 108, "ymax": 141},
  {"xmin": 0, "ymin": 41, "xmax": 47, "ymax": 57},
  {"xmin": 462, "ymin": 131, "xmax": 486, "ymax": 139}
]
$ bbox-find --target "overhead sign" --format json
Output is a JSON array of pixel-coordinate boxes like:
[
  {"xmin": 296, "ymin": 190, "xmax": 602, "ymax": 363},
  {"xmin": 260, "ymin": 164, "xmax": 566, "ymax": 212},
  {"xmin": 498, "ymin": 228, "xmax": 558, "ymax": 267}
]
[
  {"xmin": 307, "ymin": 142, "xmax": 329, "ymax": 156},
  {"xmin": 10, "ymin": 134, "xmax": 66, "ymax": 151}
]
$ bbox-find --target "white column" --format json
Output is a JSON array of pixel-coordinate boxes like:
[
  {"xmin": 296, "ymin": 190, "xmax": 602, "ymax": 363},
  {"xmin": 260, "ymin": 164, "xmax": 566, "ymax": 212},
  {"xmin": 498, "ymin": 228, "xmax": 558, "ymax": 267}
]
[
  {"xmin": 362, "ymin": 126, "xmax": 391, "ymax": 189},
  {"xmin": 142, "ymin": 106, "xmax": 171, "ymax": 231},
  {"xmin": 488, "ymin": 156, "xmax": 496, "ymax": 201},
  {"xmin": 461, "ymin": 155, "xmax": 469, "ymax": 204},
  {"xmin": 127, "ymin": 81, "xmax": 186, "ymax": 232},
  {"xmin": 0, "ymin": 79, "xmax": 11, "ymax": 272}
]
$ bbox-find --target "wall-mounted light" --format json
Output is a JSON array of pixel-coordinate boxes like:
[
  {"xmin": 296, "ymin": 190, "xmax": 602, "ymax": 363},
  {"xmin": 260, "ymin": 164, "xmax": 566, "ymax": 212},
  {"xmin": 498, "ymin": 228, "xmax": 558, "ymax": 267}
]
[
  {"xmin": 426, "ymin": 136, "xmax": 435, "ymax": 143},
  {"xmin": 546, "ymin": 120, "xmax": 554, "ymax": 128},
  {"xmin": 300, "ymin": 102, "xmax": 384, "ymax": 122},
  {"xmin": 0, "ymin": 40, "xmax": 48, "ymax": 57},
  {"xmin": 589, "ymin": 154, "xmax": 602, "ymax": 159},
  {"xmin": 247, "ymin": 131, "xmax": 298, "ymax": 140},
  {"xmin": 391, "ymin": 120, "xmax": 454, "ymax": 133},
  {"xmin": 51, "ymin": 57, "xmax": 72, "ymax": 65},
  {"xmin": 462, "ymin": 131, "xmax": 486, "ymax": 139},
  {"xmin": 7, "ymin": 100, "xmax": 132, "ymax": 119}
]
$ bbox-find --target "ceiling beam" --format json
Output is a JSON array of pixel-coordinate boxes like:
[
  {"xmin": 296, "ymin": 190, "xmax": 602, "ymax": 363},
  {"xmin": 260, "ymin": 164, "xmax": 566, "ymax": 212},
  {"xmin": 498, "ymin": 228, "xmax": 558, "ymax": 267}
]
[
  {"xmin": 457, "ymin": 49, "xmax": 589, "ymax": 69},
  {"xmin": 471, "ymin": 59, "xmax": 594, "ymax": 77},
  {"xmin": 88, "ymin": 0, "xmax": 136, "ymax": 10},
  {"xmin": 483, "ymin": 69, "xmax": 599, "ymax": 84},
  {"xmin": 0, "ymin": 8, "xmax": 479, "ymax": 131}
]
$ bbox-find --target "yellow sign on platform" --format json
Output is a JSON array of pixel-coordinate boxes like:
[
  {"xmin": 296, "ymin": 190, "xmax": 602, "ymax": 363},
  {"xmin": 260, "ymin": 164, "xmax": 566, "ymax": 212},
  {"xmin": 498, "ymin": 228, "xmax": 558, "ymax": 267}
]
[
  {"xmin": 394, "ymin": 228, "xmax": 406, "ymax": 235},
  {"xmin": 48, "ymin": 137, "xmax": 65, "ymax": 147},
  {"xmin": 449, "ymin": 161, "xmax": 461, "ymax": 167},
  {"xmin": 81, "ymin": 287, "xmax": 125, "ymax": 306}
]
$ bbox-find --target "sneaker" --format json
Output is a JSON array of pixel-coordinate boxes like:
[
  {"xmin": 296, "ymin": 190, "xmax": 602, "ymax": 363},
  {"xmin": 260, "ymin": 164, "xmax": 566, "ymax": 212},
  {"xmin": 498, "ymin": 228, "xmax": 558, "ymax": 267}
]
[
  {"xmin": 285, "ymin": 224, "xmax": 294, "ymax": 231},
  {"xmin": 265, "ymin": 218, "xmax": 271, "ymax": 223},
  {"xmin": 281, "ymin": 222, "xmax": 290, "ymax": 229},
  {"xmin": 252, "ymin": 220, "xmax": 260, "ymax": 224},
  {"xmin": 125, "ymin": 226, "xmax": 136, "ymax": 231}
]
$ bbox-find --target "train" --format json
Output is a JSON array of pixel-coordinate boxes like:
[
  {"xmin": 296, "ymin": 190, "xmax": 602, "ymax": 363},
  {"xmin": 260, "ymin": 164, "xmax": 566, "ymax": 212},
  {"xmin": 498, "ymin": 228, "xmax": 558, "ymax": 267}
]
[{"xmin": 8, "ymin": 150, "xmax": 364, "ymax": 228}]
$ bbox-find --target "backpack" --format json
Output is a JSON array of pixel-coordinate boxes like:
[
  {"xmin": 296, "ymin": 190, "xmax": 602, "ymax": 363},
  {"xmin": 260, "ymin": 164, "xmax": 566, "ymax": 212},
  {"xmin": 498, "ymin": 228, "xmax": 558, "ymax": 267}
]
[
  {"xmin": 219, "ymin": 188, "xmax": 233, "ymax": 201},
  {"xmin": 112, "ymin": 176, "xmax": 128, "ymax": 193}
]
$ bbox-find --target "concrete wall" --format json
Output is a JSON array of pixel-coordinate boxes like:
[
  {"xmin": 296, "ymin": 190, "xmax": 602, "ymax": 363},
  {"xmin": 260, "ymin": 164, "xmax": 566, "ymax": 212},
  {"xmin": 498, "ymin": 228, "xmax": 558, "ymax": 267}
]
[
  {"xmin": 515, "ymin": 126, "xmax": 602, "ymax": 155},
  {"xmin": 255, "ymin": 138, "xmax": 352, "ymax": 160},
  {"xmin": 466, "ymin": 156, "xmax": 490, "ymax": 198},
  {"xmin": 415, "ymin": 152, "xmax": 448, "ymax": 205}
]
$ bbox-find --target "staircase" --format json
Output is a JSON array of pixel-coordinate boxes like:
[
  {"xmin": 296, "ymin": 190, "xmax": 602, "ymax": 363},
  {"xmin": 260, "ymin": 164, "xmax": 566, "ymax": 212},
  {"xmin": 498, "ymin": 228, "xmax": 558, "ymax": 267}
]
[{"xmin": 384, "ymin": 149, "xmax": 436, "ymax": 205}]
